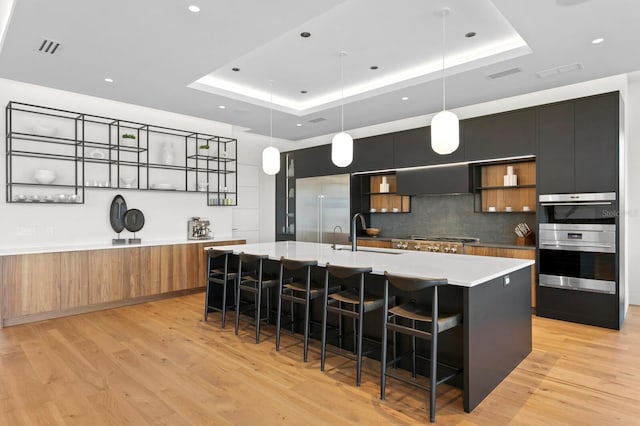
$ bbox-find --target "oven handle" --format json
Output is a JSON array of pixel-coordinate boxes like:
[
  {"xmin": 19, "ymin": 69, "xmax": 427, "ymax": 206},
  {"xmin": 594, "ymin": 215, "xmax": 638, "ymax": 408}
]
[
  {"xmin": 539, "ymin": 242, "xmax": 615, "ymax": 253},
  {"xmin": 539, "ymin": 201, "xmax": 613, "ymax": 206}
]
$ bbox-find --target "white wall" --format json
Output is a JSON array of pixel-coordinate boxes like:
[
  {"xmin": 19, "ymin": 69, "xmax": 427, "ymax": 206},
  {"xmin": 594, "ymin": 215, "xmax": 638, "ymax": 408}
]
[
  {"xmin": 625, "ymin": 72, "xmax": 640, "ymax": 306},
  {"xmin": 0, "ymin": 78, "xmax": 269, "ymax": 249}
]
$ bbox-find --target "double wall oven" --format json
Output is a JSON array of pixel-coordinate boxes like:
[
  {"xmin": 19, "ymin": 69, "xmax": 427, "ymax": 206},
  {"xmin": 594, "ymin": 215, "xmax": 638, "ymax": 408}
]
[{"xmin": 537, "ymin": 192, "xmax": 621, "ymax": 329}]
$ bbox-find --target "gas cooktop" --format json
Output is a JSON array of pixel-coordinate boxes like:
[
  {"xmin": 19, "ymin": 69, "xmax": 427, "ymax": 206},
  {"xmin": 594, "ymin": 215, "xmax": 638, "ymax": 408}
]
[{"xmin": 391, "ymin": 236, "xmax": 479, "ymax": 253}]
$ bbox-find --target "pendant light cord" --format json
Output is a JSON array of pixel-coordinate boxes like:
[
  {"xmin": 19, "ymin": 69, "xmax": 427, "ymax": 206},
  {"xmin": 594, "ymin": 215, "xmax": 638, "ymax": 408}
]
[
  {"xmin": 340, "ymin": 51, "xmax": 345, "ymax": 132},
  {"xmin": 269, "ymin": 80, "xmax": 273, "ymax": 143},
  {"xmin": 441, "ymin": 10, "xmax": 447, "ymax": 112}
]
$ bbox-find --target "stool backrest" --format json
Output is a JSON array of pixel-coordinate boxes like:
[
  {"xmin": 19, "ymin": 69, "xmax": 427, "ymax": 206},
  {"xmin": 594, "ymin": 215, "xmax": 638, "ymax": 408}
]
[
  {"xmin": 207, "ymin": 248, "xmax": 233, "ymax": 259},
  {"xmin": 326, "ymin": 263, "xmax": 372, "ymax": 279},
  {"xmin": 238, "ymin": 253, "xmax": 269, "ymax": 264},
  {"xmin": 280, "ymin": 257, "xmax": 318, "ymax": 271},
  {"xmin": 384, "ymin": 271, "xmax": 448, "ymax": 292}
]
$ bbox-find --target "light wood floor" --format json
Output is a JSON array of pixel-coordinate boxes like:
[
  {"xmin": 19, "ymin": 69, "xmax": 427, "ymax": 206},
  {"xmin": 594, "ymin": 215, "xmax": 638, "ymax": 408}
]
[{"xmin": 1, "ymin": 293, "xmax": 639, "ymax": 425}]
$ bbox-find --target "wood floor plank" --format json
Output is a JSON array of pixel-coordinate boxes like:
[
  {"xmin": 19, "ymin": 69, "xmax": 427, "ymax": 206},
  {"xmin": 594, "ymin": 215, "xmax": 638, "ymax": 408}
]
[{"xmin": 0, "ymin": 293, "xmax": 639, "ymax": 425}]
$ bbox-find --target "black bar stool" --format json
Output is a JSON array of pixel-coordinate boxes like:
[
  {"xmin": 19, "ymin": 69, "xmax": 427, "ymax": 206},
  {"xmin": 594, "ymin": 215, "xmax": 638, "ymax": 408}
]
[
  {"xmin": 204, "ymin": 248, "xmax": 237, "ymax": 328},
  {"xmin": 321, "ymin": 263, "xmax": 385, "ymax": 386},
  {"xmin": 380, "ymin": 271, "xmax": 462, "ymax": 423},
  {"xmin": 235, "ymin": 253, "xmax": 279, "ymax": 344},
  {"xmin": 275, "ymin": 257, "xmax": 320, "ymax": 362}
]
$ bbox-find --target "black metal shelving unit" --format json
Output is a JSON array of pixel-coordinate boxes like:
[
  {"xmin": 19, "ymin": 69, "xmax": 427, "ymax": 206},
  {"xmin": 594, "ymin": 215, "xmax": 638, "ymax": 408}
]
[{"xmin": 5, "ymin": 101, "xmax": 238, "ymax": 205}]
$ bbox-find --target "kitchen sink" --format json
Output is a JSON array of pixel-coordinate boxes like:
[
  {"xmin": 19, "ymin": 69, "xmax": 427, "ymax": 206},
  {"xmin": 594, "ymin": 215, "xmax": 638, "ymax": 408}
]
[{"xmin": 335, "ymin": 247, "xmax": 403, "ymax": 255}]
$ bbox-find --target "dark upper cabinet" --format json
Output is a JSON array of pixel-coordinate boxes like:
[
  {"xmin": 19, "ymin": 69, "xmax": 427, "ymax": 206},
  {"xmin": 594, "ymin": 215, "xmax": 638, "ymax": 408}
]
[
  {"xmin": 351, "ymin": 133, "xmax": 395, "ymax": 172},
  {"xmin": 463, "ymin": 109, "xmax": 536, "ymax": 162},
  {"xmin": 295, "ymin": 144, "xmax": 344, "ymax": 178},
  {"xmin": 536, "ymin": 102, "xmax": 575, "ymax": 194},
  {"xmin": 393, "ymin": 126, "xmax": 464, "ymax": 168},
  {"xmin": 574, "ymin": 93, "xmax": 619, "ymax": 193},
  {"xmin": 536, "ymin": 92, "xmax": 620, "ymax": 195},
  {"xmin": 396, "ymin": 164, "xmax": 470, "ymax": 195}
]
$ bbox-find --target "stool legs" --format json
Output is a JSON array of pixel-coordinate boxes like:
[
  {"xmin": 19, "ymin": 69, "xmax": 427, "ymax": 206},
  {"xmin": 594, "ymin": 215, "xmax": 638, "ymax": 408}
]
[
  {"xmin": 356, "ymin": 274, "xmax": 365, "ymax": 386},
  {"xmin": 320, "ymin": 272, "xmax": 330, "ymax": 372}
]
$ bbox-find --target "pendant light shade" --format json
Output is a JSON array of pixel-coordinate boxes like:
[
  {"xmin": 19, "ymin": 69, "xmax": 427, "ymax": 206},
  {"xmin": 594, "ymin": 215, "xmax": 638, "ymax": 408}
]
[
  {"xmin": 430, "ymin": 8, "xmax": 459, "ymax": 155},
  {"xmin": 262, "ymin": 80, "xmax": 280, "ymax": 175},
  {"xmin": 331, "ymin": 131, "xmax": 353, "ymax": 167},
  {"xmin": 262, "ymin": 146, "xmax": 280, "ymax": 175},
  {"xmin": 331, "ymin": 51, "xmax": 353, "ymax": 167},
  {"xmin": 431, "ymin": 110, "xmax": 459, "ymax": 155}
]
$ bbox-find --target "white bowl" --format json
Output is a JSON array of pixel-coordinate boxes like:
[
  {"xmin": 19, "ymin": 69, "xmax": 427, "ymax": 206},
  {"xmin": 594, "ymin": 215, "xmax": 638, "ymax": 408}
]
[
  {"xmin": 34, "ymin": 169, "xmax": 56, "ymax": 184},
  {"xmin": 197, "ymin": 182, "xmax": 208, "ymax": 191},
  {"xmin": 120, "ymin": 176, "xmax": 136, "ymax": 187},
  {"xmin": 31, "ymin": 125, "xmax": 57, "ymax": 137}
]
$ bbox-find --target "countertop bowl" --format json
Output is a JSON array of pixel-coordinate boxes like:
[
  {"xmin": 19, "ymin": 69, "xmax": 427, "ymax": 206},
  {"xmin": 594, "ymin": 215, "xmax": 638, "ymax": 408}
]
[
  {"xmin": 365, "ymin": 228, "xmax": 381, "ymax": 237},
  {"xmin": 34, "ymin": 169, "xmax": 56, "ymax": 184},
  {"xmin": 120, "ymin": 176, "xmax": 136, "ymax": 187},
  {"xmin": 31, "ymin": 124, "xmax": 57, "ymax": 137}
]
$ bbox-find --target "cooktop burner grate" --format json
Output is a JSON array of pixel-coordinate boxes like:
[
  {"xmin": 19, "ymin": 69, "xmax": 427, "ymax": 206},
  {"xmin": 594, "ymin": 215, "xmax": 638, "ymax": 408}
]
[{"xmin": 408, "ymin": 235, "xmax": 479, "ymax": 243}]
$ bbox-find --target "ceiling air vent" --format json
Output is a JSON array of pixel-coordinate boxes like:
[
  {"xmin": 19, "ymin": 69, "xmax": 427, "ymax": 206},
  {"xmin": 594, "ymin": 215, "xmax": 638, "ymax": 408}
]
[
  {"xmin": 536, "ymin": 63, "xmax": 583, "ymax": 79},
  {"xmin": 308, "ymin": 117, "xmax": 327, "ymax": 124},
  {"xmin": 37, "ymin": 38, "xmax": 61, "ymax": 55},
  {"xmin": 487, "ymin": 67, "xmax": 521, "ymax": 80}
]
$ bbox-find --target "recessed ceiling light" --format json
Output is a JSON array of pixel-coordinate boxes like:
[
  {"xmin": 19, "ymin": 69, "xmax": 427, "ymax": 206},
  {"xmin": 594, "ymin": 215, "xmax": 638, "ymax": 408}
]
[
  {"xmin": 188, "ymin": 5, "xmax": 200, "ymax": 13},
  {"xmin": 300, "ymin": 32, "xmax": 311, "ymax": 38},
  {"xmin": 232, "ymin": 67, "xmax": 240, "ymax": 72},
  {"xmin": 296, "ymin": 123, "xmax": 302, "ymax": 127},
  {"xmin": 218, "ymin": 105, "xmax": 226, "ymax": 109},
  {"xmin": 370, "ymin": 65, "xmax": 379, "ymax": 70},
  {"xmin": 465, "ymin": 32, "xmax": 477, "ymax": 38},
  {"xmin": 104, "ymin": 78, "xmax": 113, "ymax": 83},
  {"xmin": 592, "ymin": 37, "xmax": 604, "ymax": 44},
  {"xmin": 401, "ymin": 96, "xmax": 409, "ymax": 101}
]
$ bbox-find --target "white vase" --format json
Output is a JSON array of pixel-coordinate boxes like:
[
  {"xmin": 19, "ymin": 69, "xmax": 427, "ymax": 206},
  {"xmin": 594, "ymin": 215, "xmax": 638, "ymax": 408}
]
[
  {"xmin": 198, "ymin": 147, "xmax": 209, "ymax": 157},
  {"xmin": 161, "ymin": 142, "xmax": 174, "ymax": 165}
]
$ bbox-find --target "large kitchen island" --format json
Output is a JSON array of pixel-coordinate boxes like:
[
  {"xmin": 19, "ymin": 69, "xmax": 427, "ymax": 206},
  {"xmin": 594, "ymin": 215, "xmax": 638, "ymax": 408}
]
[{"xmin": 207, "ymin": 241, "xmax": 534, "ymax": 413}]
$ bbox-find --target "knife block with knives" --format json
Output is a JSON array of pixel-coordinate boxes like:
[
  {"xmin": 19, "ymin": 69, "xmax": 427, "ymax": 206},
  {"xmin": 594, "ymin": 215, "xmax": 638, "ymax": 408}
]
[{"xmin": 515, "ymin": 223, "xmax": 535, "ymax": 246}]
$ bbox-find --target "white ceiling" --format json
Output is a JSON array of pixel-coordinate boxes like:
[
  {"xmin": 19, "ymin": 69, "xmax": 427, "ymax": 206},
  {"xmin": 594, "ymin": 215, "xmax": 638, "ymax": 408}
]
[{"xmin": 0, "ymin": 0, "xmax": 639, "ymax": 142}]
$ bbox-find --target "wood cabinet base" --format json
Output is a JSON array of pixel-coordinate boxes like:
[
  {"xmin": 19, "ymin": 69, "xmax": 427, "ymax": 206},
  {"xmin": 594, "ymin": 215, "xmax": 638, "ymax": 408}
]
[
  {"xmin": 2, "ymin": 287, "xmax": 204, "ymax": 328},
  {"xmin": 0, "ymin": 240, "xmax": 244, "ymax": 327}
]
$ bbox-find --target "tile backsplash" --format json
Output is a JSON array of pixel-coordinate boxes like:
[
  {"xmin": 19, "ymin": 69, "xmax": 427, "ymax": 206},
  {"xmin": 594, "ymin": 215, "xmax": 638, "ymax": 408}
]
[{"xmin": 369, "ymin": 194, "xmax": 535, "ymax": 244}]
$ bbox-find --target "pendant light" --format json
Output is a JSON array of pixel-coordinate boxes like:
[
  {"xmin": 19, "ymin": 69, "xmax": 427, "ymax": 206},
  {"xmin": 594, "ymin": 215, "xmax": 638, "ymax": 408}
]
[
  {"xmin": 262, "ymin": 81, "xmax": 280, "ymax": 175},
  {"xmin": 431, "ymin": 8, "xmax": 459, "ymax": 155},
  {"xmin": 331, "ymin": 51, "xmax": 353, "ymax": 167}
]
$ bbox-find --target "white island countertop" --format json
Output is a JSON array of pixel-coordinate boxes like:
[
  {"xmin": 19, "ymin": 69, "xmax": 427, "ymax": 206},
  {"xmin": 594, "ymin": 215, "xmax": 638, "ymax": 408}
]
[{"xmin": 205, "ymin": 241, "xmax": 534, "ymax": 288}]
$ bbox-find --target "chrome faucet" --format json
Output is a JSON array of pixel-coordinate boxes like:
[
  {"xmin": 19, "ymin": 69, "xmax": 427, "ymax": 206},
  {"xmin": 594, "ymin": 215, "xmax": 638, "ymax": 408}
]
[
  {"xmin": 351, "ymin": 213, "xmax": 367, "ymax": 251},
  {"xmin": 331, "ymin": 225, "xmax": 343, "ymax": 250}
]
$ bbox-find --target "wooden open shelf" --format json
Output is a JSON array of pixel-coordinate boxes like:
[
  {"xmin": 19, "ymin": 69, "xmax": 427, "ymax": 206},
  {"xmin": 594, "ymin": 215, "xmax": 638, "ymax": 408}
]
[
  {"xmin": 477, "ymin": 160, "xmax": 536, "ymax": 213},
  {"xmin": 368, "ymin": 174, "xmax": 410, "ymax": 213}
]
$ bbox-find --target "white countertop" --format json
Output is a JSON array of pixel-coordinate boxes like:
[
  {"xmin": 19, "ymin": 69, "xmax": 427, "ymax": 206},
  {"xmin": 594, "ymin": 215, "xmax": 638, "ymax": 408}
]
[
  {"xmin": 205, "ymin": 241, "xmax": 534, "ymax": 288},
  {"xmin": 0, "ymin": 237, "xmax": 238, "ymax": 257}
]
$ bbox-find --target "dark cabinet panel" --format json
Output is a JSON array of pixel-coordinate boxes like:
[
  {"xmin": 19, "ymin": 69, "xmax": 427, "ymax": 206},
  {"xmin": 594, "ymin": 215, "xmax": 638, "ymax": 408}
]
[
  {"xmin": 351, "ymin": 133, "xmax": 395, "ymax": 172},
  {"xmin": 396, "ymin": 164, "xmax": 470, "ymax": 195},
  {"xmin": 393, "ymin": 126, "xmax": 464, "ymax": 168},
  {"xmin": 463, "ymin": 109, "xmax": 536, "ymax": 162},
  {"xmin": 536, "ymin": 102, "xmax": 575, "ymax": 194},
  {"xmin": 536, "ymin": 92, "xmax": 620, "ymax": 195},
  {"xmin": 295, "ymin": 144, "xmax": 344, "ymax": 178},
  {"xmin": 574, "ymin": 93, "xmax": 619, "ymax": 193}
]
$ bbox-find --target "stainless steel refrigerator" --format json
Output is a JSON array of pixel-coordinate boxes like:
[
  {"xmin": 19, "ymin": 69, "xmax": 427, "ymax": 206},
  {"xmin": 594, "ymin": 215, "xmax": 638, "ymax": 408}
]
[{"xmin": 296, "ymin": 174, "xmax": 350, "ymax": 245}]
